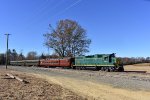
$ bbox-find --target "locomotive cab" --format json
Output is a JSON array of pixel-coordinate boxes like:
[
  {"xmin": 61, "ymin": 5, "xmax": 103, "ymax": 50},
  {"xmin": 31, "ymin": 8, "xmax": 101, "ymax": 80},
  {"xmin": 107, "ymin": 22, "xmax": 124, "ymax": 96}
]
[
  {"xmin": 111, "ymin": 53, "xmax": 124, "ymax": 72},
  {"xmin": 109, "ymin": 53, "xmax": 115, "ymax": 63}
]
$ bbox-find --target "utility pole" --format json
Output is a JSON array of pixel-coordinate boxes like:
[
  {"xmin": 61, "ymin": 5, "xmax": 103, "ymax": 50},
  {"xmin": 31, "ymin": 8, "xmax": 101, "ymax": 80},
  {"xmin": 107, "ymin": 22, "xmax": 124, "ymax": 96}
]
[{"xmin": 5, "ymin": 34, "xmax": 11, "ymax": 69}]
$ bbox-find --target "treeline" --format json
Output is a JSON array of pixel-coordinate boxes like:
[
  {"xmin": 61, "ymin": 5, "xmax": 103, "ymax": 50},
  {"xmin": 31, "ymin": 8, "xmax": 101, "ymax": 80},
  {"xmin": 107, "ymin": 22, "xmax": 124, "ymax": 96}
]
[
  {"xmin": 0, "ymin": 49, "xmax": 56, "ymax": 65},
  {"xmin": 118, "ymin": 57, "xmax": 150, "ymax": 65}
]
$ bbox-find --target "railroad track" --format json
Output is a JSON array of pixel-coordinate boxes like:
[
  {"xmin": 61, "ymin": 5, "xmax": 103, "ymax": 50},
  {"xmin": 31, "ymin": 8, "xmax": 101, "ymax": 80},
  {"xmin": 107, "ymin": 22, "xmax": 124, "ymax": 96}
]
[
  {"xmin": 2, "ymin": 65, "xmax": 150, "ymax": 82},
  {"xmin": 8, "ymin": 65, "xmax": 150, "ymax": 76}
]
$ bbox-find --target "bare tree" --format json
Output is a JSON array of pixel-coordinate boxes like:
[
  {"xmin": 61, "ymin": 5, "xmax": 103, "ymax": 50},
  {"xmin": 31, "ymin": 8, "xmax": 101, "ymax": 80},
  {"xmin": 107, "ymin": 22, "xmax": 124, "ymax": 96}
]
[
  {"xmin": 44, "ymin": 19, "xmax": 91, "ymax": 57},
  {"xmin": 18, "ymin": 52, "xmax": 25, "ymax": 60},
  {"xmin": 39, "ymin": 53, "xmax": 46, "ymax": 59},
  {"xmin": 11, "ymin": 49, "xmax": 18, "ymax": 61},
  {"xmin": 26, "ymin": 51, "xmax": 37, "ymax": 60}
]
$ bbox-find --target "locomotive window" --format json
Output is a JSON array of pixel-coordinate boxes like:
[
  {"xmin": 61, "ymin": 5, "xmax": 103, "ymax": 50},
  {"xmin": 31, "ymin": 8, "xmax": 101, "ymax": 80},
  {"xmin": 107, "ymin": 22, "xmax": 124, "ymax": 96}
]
[
  {"xmin": 104, "ymin": 57, "xmax": 108, "ymax": 61},
  {"xmin": 97, "ymin": 55, "xmax": 102, "ymax": 58},
  {"xmin": 76, "ymin": 57, "xmax": 83, "ymax": 59},
  {"xmin": 109, "ymin": 57, "xmax": 112, "ymax": 62},
  {"xmin": 109, "ymin": 55, "xmax": 112, "ymax": 62},
  {"xmin": 85, "ymin": 55, "xmax": 94, "ymax": 58}
]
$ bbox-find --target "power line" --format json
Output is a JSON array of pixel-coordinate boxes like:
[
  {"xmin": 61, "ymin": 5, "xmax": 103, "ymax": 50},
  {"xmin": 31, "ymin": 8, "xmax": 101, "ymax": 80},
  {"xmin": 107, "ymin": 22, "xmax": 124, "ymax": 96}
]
[
  {"xmin": 52, "ymin": 0, "xmax": 83, "ymax": 17},
  {"xmin": 32, "ymin": 0, "xmax": 83, "ymax": 22},
  {"xmin": 29, "ymin": 0, "xmax": 65, "ymax": 25},
  {"xmin": 27, "ymin": 0, "xmax": 83, "ymax": 28},
  {"xmin": 38, "ymin": 0, "xmax": 65, "ymax": 21}
]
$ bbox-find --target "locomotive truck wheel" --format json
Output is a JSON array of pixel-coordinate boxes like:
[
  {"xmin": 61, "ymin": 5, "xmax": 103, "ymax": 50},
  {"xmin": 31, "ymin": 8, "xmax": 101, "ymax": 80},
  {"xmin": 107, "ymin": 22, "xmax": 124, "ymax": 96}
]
[
  {"xmin": 82, "ymin": 67, "xmax": 85, "ymax": 70},
  {"xmin": 109, "ymin": 67, "xmax": 114, "ymax": 72},
  {"xmin": 103, "ymin": 67, "xmax": 106, "ymax": 71},
  {"xmin": 96, "ymin": 66, "xmax": 100, "ymax": 71},
  {"xmin": 105, "ymin": 68, "xmax": 110, "ymax": 72},
  {"xmin": 118, "ymin": 67, "xmax": 124, "ymax": 72},
  {"xmin": 101, "ymin": 67, "xmax": 104, "ymax": 71}
]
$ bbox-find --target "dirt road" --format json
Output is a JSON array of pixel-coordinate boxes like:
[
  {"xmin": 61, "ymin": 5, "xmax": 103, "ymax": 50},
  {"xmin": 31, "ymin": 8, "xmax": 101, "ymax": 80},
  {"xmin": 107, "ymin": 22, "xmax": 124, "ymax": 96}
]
[{"xmin": 1, "ymin": 65, "xmax": 150, "ymax": 100}]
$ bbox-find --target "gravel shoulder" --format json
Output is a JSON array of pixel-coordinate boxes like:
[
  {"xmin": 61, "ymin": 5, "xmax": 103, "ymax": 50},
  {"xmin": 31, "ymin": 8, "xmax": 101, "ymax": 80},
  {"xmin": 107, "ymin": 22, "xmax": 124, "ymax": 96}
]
[{"xmin": 1, "ymin": 65, "xmax": 150, "ymax": 100}]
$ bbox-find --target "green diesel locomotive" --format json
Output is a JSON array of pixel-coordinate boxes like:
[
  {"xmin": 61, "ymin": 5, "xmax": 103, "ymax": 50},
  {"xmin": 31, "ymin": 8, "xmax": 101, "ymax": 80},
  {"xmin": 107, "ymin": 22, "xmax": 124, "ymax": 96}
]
[{"xmin": 74, "ymin": 53, "xmax": 124, "ymax": 72}]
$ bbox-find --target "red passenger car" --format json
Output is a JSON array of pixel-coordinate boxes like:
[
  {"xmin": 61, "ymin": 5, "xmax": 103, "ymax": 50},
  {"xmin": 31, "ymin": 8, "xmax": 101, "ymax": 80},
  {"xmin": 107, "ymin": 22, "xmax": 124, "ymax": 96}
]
[{"xmin": 39, "ymin": 58, "xmax": 74, "ymax": 68}]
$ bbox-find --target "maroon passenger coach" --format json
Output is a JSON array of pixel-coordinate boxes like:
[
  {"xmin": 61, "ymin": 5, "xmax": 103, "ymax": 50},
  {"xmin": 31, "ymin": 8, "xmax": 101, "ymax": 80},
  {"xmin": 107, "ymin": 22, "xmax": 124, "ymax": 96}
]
[{"xmin": 39, "ymin": 57, "xmax": 74, "ymax": 68}]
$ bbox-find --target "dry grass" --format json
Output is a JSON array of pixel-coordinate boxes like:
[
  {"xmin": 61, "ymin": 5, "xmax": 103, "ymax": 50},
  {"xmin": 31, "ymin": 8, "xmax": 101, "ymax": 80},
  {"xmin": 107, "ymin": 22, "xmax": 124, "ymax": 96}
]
[
  {"xmin": 0, "ymin": 69, "xmax": 86, "ymax": 100},
  {"xmin": 133, "ymin": 63, "xmax": 150, "ymax": 66},
  {"xmin": 125, "ymin": 64, "xmax": 150, "ymax": 73}
]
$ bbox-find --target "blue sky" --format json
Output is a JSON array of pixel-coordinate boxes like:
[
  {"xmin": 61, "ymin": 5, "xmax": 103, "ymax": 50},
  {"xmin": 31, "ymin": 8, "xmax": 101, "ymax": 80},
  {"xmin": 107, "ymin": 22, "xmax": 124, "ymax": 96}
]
[{"xmin": 0, "ymin": 0, "xmax": 150, "ymax": 57}]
